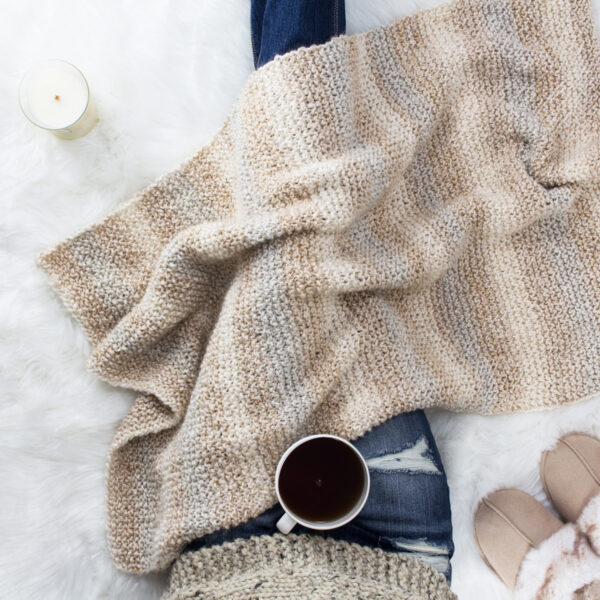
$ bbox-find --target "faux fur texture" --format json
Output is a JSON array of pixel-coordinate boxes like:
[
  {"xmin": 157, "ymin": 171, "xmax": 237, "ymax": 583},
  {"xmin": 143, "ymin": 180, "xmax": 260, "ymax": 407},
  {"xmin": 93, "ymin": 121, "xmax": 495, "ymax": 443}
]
[
  {"xmin": 583, "ymin": 582, "xmax": 600, "ymax": 600},
  {"xmin": 1, "ymin": 0, "xmax": 600, "ymax": 599},
  {"xmin": 515, "ymin": 526, "xmax": 600, "ymax": 599},
  {"xmin": 579, "ymin": 493, "xmax": 600, "ymax": 555},
  {"xmin": 515, "ymin": 493, "xmax": 600, "ymax": 600}
]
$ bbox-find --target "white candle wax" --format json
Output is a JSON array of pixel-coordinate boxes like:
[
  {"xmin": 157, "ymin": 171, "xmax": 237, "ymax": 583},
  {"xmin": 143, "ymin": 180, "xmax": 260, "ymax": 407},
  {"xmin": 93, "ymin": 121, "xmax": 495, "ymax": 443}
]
[{"xmin": 19, "ymin": 59, "xmax": 98, "ymax": 140}]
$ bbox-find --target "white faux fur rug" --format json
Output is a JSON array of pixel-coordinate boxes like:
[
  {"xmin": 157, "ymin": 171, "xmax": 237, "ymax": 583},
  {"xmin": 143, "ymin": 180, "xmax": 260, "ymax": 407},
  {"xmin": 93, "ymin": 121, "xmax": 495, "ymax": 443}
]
[{"xmin": 2, "ymin": 1, "xmax": 600, "ymax": 598}]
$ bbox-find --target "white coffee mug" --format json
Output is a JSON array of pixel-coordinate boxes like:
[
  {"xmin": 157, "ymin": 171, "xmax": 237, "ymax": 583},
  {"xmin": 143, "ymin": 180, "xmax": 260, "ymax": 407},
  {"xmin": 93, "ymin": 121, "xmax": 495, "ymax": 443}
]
[{"xmin": 275, "ymin": 434, "xmax": 370, "ymax": 534}]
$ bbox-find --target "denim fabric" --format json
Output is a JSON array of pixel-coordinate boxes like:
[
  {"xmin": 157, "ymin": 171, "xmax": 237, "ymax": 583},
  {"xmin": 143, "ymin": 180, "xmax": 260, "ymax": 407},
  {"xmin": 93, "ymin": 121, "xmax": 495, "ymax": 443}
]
[
  {"xmin": 251, "ymin": 0, "xmax": 345, "ymax": 68},
  {"xmin": 183, "ymin": 0, "xmax": 454, "ymax": 583},
  {"xmin": 185, "ymin": 412, "xmax": 454, "ymax": 580}
]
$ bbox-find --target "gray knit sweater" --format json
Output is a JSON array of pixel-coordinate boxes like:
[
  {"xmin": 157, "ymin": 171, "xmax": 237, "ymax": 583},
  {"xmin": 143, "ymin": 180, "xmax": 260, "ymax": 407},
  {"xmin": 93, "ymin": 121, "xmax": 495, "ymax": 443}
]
[{"xmin": 162, "ymin": 534, "xmax": 456, "ymax": 600}]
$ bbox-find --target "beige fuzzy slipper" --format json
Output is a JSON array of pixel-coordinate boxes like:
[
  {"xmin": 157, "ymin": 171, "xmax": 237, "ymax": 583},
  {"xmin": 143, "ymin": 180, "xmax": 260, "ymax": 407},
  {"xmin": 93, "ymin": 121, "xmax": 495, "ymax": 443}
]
[
  {"xmin": 540, "ymin": 432, "xmax": 600, "ymax": 523},
  {"xmin": 514, "ymin": 493, "xmax": 600, "ymax": 600},
  {"xmin": 474, "ymin": 488, "xmax": 600, "ymax": 600},
  {"xmin": 533, "ymin": 432, "xmax": 600, "ymax": 600},
  {"xmin": 475, "ymin": 434, "xmax": 600, "ymax": 600},
  {"xmin": 473, "ymin": 489, "xmax": 562, "ymax": 589}
]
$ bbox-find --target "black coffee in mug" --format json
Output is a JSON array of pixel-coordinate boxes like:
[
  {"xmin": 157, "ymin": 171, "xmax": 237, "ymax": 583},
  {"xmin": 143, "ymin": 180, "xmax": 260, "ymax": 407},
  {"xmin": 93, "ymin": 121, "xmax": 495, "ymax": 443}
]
[{"xmin": 278, "ymin": 436, "xmax": 366, "ymax": 522}]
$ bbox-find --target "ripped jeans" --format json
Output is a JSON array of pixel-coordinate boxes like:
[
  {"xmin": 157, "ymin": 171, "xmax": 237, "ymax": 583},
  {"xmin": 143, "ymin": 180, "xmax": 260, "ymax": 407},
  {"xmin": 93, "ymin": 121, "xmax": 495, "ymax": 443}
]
[{"xmin": 184, "ymin": 411, "xmax": 454, "ymax": 581}]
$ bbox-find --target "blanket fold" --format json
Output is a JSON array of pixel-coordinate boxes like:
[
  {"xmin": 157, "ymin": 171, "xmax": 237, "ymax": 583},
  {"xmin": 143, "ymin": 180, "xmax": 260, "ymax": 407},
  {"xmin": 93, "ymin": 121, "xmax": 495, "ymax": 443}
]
[{"xmin": 39, "ymin": 0, "xmax": 600, "ymax": 573}]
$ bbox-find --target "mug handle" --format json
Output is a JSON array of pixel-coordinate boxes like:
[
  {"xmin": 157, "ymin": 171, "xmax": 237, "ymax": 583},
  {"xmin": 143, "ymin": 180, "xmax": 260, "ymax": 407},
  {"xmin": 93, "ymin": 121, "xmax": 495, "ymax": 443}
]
[{"xmin": 276, "ymin": 512, "xmax": 296, "ymax": 534}]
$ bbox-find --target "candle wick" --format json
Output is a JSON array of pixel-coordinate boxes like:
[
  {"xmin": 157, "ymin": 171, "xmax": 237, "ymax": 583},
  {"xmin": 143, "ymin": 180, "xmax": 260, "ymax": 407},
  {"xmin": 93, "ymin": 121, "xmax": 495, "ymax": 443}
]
[{"xmin": 54, "ymin": 94, "xmax": 60, "ymax": 101}]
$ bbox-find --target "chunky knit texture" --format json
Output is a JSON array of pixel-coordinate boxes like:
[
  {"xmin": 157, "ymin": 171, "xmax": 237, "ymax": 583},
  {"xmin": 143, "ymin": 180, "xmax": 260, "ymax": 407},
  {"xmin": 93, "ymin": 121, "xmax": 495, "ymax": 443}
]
[
  {"xmin": 161, "ymin": 534, "xmax": 456, "ymax": 600},
  {"xmin": 39, "ymin": 0, "xmax": 600, "ymax": 573}
]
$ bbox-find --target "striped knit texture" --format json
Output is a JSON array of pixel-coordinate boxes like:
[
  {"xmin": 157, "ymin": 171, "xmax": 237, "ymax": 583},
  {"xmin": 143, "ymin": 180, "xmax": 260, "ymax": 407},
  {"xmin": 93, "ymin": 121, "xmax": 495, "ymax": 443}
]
[
  {"xmin": 161, "ymin": 534, "xmax": 456, "ymax": 600},
  {"xmin": 39, "ymin": 0, "xmax": 600, "ymax": 573}
]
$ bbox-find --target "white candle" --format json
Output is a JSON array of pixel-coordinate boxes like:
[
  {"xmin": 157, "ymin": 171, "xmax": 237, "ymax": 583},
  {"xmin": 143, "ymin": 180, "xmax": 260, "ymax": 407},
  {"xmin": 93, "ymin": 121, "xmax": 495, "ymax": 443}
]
[{"xmin": 19, "ymin": 59, "xmax": 98, "ymax": 140}]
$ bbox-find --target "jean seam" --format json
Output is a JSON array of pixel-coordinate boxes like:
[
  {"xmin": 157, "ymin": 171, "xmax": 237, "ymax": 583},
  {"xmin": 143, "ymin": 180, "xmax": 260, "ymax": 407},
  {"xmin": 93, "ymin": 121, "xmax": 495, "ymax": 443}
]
[
  {"xmin": 251, "ymin": 31, "xmax": 260, "ymax": 68},
  {"xmin": 333, "ymin": 0, "xmax": 340, "ymax": 37}
]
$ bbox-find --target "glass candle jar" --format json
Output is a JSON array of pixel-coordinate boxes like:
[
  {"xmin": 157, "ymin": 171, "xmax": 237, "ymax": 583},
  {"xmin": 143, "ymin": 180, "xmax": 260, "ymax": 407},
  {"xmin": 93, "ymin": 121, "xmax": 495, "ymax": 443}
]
[{"xmin": 19, "ymin": 59, "xmax": 98, "ymax": 140}]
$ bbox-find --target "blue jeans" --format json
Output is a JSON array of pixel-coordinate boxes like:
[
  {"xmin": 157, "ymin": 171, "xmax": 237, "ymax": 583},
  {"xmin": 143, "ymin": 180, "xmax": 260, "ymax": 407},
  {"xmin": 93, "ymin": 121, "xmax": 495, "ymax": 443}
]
[
  {"xmin": 185, "ymin": 413, "xmax": 454, "ymax": 580},
  {"xmin": 251, "ymin": 0, "xmax": 346, "ymax": 68},
  {"xmin": 184, "ymin": 0, "xmax": 454, "ymax": 582}
]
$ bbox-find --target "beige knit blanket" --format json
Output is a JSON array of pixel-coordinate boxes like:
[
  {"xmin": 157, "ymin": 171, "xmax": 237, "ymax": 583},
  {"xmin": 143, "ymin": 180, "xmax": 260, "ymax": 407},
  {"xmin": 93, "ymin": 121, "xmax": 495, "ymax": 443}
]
[{"xmin": 40, "ymin": 0, "xmax": 600, "ymax": 574}]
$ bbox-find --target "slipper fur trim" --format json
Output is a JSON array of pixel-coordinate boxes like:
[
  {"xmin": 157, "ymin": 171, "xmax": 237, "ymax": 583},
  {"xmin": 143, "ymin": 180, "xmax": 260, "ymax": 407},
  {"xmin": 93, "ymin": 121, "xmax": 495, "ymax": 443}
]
[{"xmin": 514, "ymin": 523, "xmax": 600, "ymax": 600}]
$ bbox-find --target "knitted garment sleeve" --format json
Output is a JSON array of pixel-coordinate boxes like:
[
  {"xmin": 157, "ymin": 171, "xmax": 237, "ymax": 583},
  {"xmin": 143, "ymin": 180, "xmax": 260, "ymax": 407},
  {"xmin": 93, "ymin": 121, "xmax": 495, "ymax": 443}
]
[{"xmin": 39, "ymin": 0, "xmax": 600, "ymax": 574}]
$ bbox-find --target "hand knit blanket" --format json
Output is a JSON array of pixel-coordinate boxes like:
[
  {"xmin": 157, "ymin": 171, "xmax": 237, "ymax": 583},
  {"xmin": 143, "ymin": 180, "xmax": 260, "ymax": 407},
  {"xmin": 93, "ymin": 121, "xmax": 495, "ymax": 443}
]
[{"xmin": 39, "ymin": 0, "xmax": 600, "ymax": 574}]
